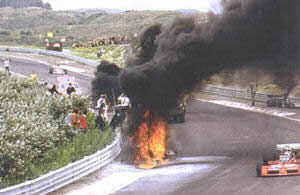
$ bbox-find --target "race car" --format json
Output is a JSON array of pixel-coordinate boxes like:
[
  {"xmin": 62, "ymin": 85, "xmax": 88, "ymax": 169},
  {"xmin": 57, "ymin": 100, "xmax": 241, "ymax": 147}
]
[
  {"xmin": 49, "ymin": 64, "xmax": 68, "ymax": 75},
  {"xmin": 256, "ymin": 143, "xmax": 300, "ymax": 177}
]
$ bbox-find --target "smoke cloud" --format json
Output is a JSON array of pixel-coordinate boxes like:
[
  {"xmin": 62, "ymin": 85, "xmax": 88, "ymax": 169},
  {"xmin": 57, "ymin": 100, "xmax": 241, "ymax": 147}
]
[
  {"xmin": 119, "ymin": 0, "xmax": 300, "ymax": 114},
  {"xmin": 91, "ymin": 60, "xmax": 122, "ymax": 102},
  {"xmin": 92, "ymin": 0, "xmax": 300, "ymax": 116}
]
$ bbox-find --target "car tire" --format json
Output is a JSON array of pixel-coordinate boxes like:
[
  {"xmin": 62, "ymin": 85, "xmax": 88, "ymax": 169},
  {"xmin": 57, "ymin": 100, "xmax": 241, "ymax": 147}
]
[
  {"xmin": 64, "ymin": 69, "xmax": 68, "ymax": 74},
  {"xmin": 256, "ymin": 162, "xmax": 262, "ymax": 177}
]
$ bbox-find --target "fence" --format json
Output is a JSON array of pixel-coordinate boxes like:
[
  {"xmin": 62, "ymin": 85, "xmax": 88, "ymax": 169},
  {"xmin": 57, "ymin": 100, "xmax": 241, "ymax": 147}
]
[
  {"xmin": 201, "ymin": 84, "xmax": 300, "ymax": 104},
  {"xmin": 0, "ymin": 130, "xmax": 122, "ymax": 195}
]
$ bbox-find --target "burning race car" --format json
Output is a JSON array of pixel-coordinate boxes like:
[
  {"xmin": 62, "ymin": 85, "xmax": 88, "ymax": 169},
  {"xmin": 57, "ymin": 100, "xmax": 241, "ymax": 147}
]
[
  {"xmin": 256, "ymin": 143, "xmax": 300, "ymax": 177},
  {"xmin": 49, "ymin": 64, "xmax": 68, "ymax": 75}
]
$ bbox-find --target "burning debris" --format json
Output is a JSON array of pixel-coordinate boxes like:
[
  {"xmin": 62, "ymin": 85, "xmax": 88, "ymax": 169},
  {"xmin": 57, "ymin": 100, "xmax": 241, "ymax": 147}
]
[
  {"xmin": 93, "ymin": 0, "xmax": 300, "ymax": 168},
  {"xmin": 132, "ymin": 111, "xmax": 167, "ymax": 169}
]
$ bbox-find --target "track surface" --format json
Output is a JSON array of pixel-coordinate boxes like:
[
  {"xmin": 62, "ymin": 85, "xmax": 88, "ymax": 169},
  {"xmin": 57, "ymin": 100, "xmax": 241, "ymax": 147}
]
[
  {"xmin": 117, "ymin": 99, "xmax": 300, "ymax": 195},
  {"xmin": 3, "ymin": 57, "xmax": 300, "ymax": 195},
  {"xmin": 0, "ymin": 58, "xmax": 92, "ymax": 94}
]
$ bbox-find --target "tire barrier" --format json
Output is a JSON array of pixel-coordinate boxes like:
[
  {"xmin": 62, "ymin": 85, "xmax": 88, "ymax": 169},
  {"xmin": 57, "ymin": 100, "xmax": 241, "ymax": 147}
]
[
  {"xmin": 0, "ymin": 130, "xmax": 122, "ymax": 195},
  {"xmin": 201, "ymin": 84, "xmax": 300, "ymax": 104}
]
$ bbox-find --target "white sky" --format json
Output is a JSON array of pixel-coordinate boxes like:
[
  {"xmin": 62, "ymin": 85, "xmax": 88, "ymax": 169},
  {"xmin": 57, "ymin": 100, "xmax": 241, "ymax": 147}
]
[{"xmin": 44, "ymin": 0, "xmax": 221, "ymax": 12}]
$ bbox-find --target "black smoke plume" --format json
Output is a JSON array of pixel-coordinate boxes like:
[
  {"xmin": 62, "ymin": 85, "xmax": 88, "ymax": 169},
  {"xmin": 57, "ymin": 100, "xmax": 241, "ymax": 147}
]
[
  {"xmin": 91, "ymin": 60, "xmax": 122, "ymax": 102},
  {"xmin": 120, "ymin": 0, "xmax": 300, "ymax": 115}
]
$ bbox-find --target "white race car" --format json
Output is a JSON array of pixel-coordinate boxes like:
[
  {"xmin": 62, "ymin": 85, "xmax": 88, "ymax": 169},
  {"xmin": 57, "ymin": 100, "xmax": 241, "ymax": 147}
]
[{"xmin": 49, "ymin": 65, "xmax": 68, "ymax": 75}]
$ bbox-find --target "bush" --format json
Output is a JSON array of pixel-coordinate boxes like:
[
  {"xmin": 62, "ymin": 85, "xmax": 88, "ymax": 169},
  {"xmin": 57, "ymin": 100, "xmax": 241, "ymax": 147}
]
[{"xmin": 0, "ymin": 73, "xmax": 114, "ymax": 188}]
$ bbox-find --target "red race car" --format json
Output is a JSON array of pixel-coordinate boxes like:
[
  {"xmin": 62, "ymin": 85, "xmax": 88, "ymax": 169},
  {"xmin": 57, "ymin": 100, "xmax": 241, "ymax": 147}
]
[{"xmin": 257, "ymin": 144, "xmax": 300, "ymax": 177}]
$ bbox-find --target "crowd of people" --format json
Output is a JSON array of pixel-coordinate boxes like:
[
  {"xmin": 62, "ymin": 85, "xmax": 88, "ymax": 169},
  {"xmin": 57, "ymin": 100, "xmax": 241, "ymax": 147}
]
[
  {"xmin": 72, "ymin": 34, "xmax": 127, "ymax": 48},
  {"xmin": 1, "ymin": 56, "xmax": 130, "ymax": 133},
  {"xmin": 65, "ymin": 92, "xmax": 131, "ymax": 135}
]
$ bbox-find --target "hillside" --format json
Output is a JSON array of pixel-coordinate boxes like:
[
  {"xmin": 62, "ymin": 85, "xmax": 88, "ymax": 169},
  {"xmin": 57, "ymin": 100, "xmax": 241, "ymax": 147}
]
[
  {"xmin": 0, "ymin": 8, "xmax": 190, "ymax": 45},
  {"xmin": 0, "ymin": 0, "xmax": 51, "ymax": 9}
]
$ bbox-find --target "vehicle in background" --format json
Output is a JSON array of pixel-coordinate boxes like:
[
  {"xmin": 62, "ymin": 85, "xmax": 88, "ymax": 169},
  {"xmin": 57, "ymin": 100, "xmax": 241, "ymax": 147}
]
[
  {"xmin": 266, "ymin": 95, "xmax": 295, "ymax": 108},
  {"xmin": 49, "ymin": 64, "xmax": 68, "ymax": 75},
  {"xmin": 256, "ymin": 143, "xmax": 300, "ymax": 177},
  {"xmin": 46, "ymin": 41, "xmax": 63, "ymax": 52}
]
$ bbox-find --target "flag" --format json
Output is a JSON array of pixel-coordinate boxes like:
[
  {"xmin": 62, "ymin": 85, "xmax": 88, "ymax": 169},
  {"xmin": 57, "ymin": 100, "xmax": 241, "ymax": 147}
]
[{"xmin": 47, "ymin": 32, "xmax": 53, "ymax": 38}]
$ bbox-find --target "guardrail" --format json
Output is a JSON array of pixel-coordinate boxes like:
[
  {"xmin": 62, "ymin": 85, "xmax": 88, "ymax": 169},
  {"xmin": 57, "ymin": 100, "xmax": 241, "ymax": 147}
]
[
  {"xmin": 0, "ymin": 46, "xmax": 99, "ymax": 67},
  {"xmin": 0, "ymin": 130, "xmax": 122, "ymax": 195},
  {"xmin": 201, "ymin": 84, "xmax": 300, "ymax": 104}
]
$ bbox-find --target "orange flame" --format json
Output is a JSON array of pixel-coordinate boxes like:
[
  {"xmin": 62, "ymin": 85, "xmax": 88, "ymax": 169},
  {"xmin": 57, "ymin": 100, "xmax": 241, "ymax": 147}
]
[{"xmin": 133, "ymin": 111, "xmax": 168, "ymax": 169}]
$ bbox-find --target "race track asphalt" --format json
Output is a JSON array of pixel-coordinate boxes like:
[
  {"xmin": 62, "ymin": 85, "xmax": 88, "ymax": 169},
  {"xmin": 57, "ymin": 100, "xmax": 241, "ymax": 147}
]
[{"xmin": 118, "ymin": 100, "xmax": 300, "ymax": 195}]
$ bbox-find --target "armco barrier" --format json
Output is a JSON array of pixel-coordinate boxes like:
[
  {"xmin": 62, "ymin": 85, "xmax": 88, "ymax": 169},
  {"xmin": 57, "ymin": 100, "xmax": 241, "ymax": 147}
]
[
  {"xmin": 0, "ymin": 130, "xmax": 122, "ymax": 195},
  {"xmin": 201, "ymin": 84, "xmax": 300, "ymax": 104},
  {"xmin": 0, "ymin": 46, "xmax": 99, "ymax": 67}
]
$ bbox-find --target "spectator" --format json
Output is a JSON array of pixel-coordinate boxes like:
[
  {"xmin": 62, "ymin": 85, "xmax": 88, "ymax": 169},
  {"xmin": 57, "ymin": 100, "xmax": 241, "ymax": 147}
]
[
  {"xmin": 48, "ymin": 84, "xmax": 60, "ymax": 95},
  {"xmin": 118, "ymin": 93, "xmax": 130, "ymax": 106},
  {"xmin": 70, "ymin": 108, "xmax": 80, "ymax": 131},
  {"xmin": 97, "ymin": 48, "xmax": 102, "ymax": 59},
  {"xmin": 79, "ymin": 109, "xmax": 88, "ymax": 134},
  {"xmin": 95, "ymin": 104, "xmax": 106, "ymax": 132},
  {"xmin": 66, "ymin": 83, "xmax": 76, "ymax": 96},
  {"xmin": 66, "ymin": 112, "xmax": 72, "ymax": 127},
  {"xmin": 96, "ymin": 94, "xmax": 107, "ymax": 108},
  {"xmin": 4, "ymin": 58, "xmax": 10, "ymax": 75}
]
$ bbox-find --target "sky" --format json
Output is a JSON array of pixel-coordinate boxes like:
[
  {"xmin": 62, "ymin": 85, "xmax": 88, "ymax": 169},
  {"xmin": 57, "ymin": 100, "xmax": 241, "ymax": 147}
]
[{"xmin": 44, "ymin": 0, "xmax": 222, "ymax": 12}]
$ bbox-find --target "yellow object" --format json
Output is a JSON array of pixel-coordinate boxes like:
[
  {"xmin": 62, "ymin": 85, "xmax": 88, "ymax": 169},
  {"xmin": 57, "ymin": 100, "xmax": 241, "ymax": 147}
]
[
  {"xmin": 30, "ymin": 73, "xmax": 37, "ymax": 81},
  {"xmin": 39, "ymin": 34, "xmax": 42, "ymax": 39},
  {"xmin": 47, "ymin": 32, "xmax": 53, "ymax": 38}
]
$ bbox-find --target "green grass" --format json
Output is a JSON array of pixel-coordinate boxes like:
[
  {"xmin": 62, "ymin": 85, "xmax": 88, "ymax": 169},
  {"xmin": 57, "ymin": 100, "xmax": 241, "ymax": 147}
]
[{"xmin": 70, "ymin": 45, "xmax": 129, "ymax": 66}]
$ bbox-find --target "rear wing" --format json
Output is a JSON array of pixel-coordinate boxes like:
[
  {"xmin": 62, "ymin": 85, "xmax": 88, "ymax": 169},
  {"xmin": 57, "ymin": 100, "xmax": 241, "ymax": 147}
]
[{"xmin": 275, "ymin": 143, "xmax": 300, "ymax": 151}]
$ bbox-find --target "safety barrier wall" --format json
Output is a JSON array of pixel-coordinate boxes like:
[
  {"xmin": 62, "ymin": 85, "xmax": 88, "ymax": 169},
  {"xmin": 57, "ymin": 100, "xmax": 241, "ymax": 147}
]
[
  {"xmin": 0, "ymin": 130, "xmax": 122, "ymax": 195},
  {"xmin": 0, "ymin": 46, "xmax": 99, "ymax": 67},
  {"xmin": 201, "ymin": 84, "xmax": 300, "ymax": 104}
]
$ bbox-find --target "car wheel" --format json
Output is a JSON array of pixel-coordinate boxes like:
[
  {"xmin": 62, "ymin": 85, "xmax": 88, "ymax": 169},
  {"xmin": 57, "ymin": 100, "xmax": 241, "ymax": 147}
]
[
  {"xmin": 64, "ymin": 69, "xmax": 68, "ymax": 74},
  {"xmin": 256, "ymin": 162, "xmax": 262, "ymax": 177}
]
